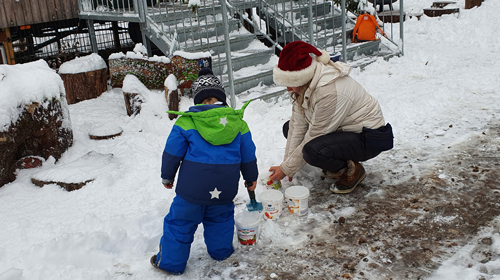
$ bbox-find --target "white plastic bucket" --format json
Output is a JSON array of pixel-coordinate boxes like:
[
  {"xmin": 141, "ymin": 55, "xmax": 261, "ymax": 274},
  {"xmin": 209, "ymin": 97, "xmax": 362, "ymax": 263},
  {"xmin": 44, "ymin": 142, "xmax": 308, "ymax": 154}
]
[
  {"xmin": 285, "ymin": 186, "xmax": 310, "ymax": 216},
  {"xmin": 259, "ymin": 189, "xmax": 283, "ymax": 220},
  {"xmin": 234, "ymin": 211, "xmax": 260, "ymax": 246}
]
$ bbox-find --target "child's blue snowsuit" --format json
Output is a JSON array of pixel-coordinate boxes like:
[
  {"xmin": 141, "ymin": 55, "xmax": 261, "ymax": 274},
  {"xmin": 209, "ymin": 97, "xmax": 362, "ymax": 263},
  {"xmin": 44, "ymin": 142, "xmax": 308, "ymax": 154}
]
[{"xmin": 154, "ymin": 101, "xmax": 258, "ymax": 274}]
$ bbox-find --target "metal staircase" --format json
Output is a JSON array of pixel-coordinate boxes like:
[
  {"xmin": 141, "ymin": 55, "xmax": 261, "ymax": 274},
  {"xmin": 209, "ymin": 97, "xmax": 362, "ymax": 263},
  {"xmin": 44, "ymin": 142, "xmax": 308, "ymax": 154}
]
[{"xmin": 78, "ymin": 0, "xmax": 403, "ymax": 104}]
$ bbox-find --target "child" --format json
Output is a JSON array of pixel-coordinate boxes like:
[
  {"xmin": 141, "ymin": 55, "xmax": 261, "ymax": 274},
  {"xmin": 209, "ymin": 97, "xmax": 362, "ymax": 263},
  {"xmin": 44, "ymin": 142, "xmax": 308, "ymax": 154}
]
[{"xmin": 150, "ymin": 68, "xmax": 258, "ymax": 274}]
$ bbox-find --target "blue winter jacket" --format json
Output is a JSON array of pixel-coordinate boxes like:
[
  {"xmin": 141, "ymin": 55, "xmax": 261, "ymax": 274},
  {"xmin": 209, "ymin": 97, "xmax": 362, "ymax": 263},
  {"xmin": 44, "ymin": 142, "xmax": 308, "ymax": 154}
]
[{"xmin": 161, "ymin": 101, "xmax": 258, "ymax": 205}]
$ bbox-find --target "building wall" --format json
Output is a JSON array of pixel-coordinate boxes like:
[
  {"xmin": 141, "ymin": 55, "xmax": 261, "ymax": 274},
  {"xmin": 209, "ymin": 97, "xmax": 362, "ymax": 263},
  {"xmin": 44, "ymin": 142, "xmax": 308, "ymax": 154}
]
[{"xmin": 0, "ymin": 0, "xmax": 79, "ymax": 28}]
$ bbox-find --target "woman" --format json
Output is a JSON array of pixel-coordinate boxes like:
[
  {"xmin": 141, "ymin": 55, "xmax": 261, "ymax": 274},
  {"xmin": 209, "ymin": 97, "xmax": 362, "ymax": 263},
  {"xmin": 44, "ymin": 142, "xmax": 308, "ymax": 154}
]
[{"xmin": 268, "ymin": 41, "xmax": 393, "ymax": 194}]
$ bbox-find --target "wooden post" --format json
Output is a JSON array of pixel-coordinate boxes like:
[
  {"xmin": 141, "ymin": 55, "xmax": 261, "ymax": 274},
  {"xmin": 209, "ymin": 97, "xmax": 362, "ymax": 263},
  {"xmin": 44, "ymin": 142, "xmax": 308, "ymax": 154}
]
[{"xmin": 0, "ymin": 28, "xmax": 16, "ymax": 65}]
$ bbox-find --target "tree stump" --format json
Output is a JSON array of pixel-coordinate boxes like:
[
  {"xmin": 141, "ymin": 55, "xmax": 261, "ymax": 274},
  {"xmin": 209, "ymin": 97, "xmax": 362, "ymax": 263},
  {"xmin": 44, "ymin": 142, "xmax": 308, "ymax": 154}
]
[
  {"xmin": 59, "ymin": 53, "xmax": 108, "ymax": 105},
  {"xmin": 424, "ymin": 7, "xmax": 459, "ymax": 17},
  {"xmin": 431, "ymin": 1, "xmax": 456, "ymax": 8},
  {"xmin": 30, "ymin": 151, "xmax": 115, "ymax": 192},
  {"xmin": 378, "ymin": 11, "xmax": 406, "ymax": 23},
  {"xmin": 1, "ymin": 60, "xmax": 73, "ymax": 188},
  {"xmin": 465, "ymin": 0, "xmax": 482, "ymax": 9},
  {"xmin": 31, "ymin": 178, "xmax": 94, "ymax": 192},
  {"xmin": 89, "ymin": 124, "xmax": 123, "ymax": 140},
  {"xmin": 0, "ymin": 99, "xmax": 73, "ymax": 187},
  {"xmin": 60, "ymin": 68, "xmax": 108, "ymax": 104},
  {"xmin": 109, "ymin": 53, "xmax": 211, "ymax": 90},
  {"xmin": 123, "ymin": 91, "xmax": 143, "ymax": 116},
  {"xmin": 168, "ymin": 89, "xmax": 180, "ymax": 120}
]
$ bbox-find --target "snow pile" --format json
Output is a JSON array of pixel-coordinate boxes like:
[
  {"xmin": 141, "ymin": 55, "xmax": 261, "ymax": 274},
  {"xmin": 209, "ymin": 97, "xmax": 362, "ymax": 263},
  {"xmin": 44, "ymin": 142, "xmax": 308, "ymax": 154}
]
[
  {"xmin": 0, "ymin": 60, "xmax": 65, "ymax": 129},
  {"xmin": 58, "ymin": 53, "xmax": 107, "ymax": 74},
  {"xmin": 108, "ymin": 43, "xmax": 210, "ymax": 64}
]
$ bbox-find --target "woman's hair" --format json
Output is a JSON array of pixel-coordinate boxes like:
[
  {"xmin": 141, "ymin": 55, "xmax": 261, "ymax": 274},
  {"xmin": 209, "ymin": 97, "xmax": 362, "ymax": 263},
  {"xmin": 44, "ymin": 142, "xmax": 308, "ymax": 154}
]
[{"xmin": 289, "ymin": 81, "xmax": 311, "ymax": 114}]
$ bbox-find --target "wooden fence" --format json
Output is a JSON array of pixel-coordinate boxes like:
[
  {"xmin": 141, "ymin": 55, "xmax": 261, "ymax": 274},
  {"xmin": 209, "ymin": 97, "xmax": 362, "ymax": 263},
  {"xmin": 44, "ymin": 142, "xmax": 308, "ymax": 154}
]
[{"xmin": 0, "ymin": 0, "xmax": 79, "ymax": 28}]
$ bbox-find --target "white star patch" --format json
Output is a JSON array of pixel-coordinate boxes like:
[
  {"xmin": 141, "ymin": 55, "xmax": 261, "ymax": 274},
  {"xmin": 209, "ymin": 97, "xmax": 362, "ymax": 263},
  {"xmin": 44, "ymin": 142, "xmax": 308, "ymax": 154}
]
[
  {"xmin": 219, "ymin": 117, "xmax": 228, "ymax": 126},
  {"xmin": 209, "ymin": 187, "xmax": 222, "ymax": 199}
]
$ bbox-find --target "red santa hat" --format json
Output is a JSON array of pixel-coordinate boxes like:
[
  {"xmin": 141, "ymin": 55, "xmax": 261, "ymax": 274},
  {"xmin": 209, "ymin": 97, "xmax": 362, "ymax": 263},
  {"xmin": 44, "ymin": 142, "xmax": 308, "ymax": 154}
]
[{"xmin": 273, "ymin": 41, "xmax": 331, "ymax": 87}]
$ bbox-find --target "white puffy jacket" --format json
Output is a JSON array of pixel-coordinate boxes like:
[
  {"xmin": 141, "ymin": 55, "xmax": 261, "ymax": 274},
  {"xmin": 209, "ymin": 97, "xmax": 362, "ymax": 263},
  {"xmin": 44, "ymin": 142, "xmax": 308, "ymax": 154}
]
[{"xmin": 280, "ymin": 61, "xmax": 386, "ymax": 177}]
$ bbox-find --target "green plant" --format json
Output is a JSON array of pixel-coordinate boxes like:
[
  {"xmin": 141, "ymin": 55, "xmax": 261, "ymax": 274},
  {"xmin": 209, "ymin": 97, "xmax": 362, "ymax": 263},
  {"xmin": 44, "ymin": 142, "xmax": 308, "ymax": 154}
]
[{"xmin": 183, "ymin": 71, "xmax": 198, "ymax": 82}]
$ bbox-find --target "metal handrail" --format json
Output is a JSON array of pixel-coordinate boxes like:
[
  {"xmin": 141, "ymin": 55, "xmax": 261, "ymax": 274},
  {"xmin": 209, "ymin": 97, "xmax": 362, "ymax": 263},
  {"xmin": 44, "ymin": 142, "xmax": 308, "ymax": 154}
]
[{"xmin": 78, "ymin": 0, "xmax": 403, "ymax": 105}]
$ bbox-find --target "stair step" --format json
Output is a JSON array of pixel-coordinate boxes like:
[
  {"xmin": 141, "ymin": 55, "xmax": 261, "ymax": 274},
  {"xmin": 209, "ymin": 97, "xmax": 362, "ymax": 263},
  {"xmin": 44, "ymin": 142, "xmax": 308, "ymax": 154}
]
[
  {"xmin": 222, "ymin": 68, "xmax": 274, "ymax": 96},
  {"xmin": 212, "ymin": 48, "xmax": 274, "ymax": 75},
  {"xmin": 154, "ymin": 19, "xmax": 240, "ymax": 43},
  {"xmin": 239, "ymin": 85, "xmax": 288, "ymax": 103},
  {"xmin": 152, "ymin": 1, "xmax": 258, "ymax": 24},
  {"xmin": 345, "ymin": 40, "xmax": 381, "ymax": 60},
  {"xmin": 183, "ymin": 33, "xmax": 257, "ymax": 54},
  {"xmin": 293, "ymin": 2, "xmax": 332, "ymax": 19}
]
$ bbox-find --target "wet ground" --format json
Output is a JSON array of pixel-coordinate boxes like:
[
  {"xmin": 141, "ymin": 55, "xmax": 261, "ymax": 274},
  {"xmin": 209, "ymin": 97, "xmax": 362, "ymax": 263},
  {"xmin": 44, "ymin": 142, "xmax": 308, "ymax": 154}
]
[{"xmin": 212, "ymin": 120, "xmax": 500, "ymax": 279}]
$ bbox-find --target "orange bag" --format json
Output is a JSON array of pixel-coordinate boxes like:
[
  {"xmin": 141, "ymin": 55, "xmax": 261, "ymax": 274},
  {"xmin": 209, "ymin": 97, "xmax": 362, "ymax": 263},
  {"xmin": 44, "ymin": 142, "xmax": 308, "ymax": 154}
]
[{"xmin": 352, "ymin": 13, "xmax": 387, "ymax": 43}]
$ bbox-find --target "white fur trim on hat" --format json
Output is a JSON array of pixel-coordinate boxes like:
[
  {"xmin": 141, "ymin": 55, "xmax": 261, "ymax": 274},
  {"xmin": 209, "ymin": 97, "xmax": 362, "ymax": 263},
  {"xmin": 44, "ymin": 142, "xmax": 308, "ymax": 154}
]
[{"xmin": 273, "ymin": 59, "xmax": 318, "ymax": 87}]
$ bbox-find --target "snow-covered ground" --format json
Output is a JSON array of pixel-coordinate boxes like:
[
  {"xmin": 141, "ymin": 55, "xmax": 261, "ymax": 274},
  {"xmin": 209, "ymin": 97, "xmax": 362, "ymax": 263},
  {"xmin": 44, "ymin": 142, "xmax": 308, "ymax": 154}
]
[{"xmin": 1, "ymin": 0, "xmax": 500, "ymax": 279}]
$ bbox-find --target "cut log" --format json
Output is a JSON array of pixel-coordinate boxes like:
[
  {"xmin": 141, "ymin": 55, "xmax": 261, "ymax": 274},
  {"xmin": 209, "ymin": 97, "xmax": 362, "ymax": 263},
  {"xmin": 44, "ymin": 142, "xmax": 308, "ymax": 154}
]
[
  {"xmin": 0, "ymin": 98, "xmax": 73, "ymax": 187},
  {"xmin": 465, "ymin": 0, "xmax": 482, "ymax": 9},
  {"xmin": 60, "ymin": 68, "xmax": 108, "ymax": 104},
  {"xmin": 109, "ymin": 54, "xmax": 211, "ymax": 91},
  {"xmin": 16, "ymin": 156, "xmax": 44, "ymax": 169},
  {"xmin": 123, "ymin": 91, "xmax": 143, "ymax": 116},
  {"xmin": 31, "ymin": 178, "xmax": 94, "ymax": 192},
  {"xmin": 378, "ymin": 11, "xmax": 406, "ymax": 23},
  {"xmin": 423, "ymin": 7, "xmax": 459, "ymax": 17},
  {"xmin": 89, "ymin": 124, "xmax": 123, "ymax": 140},
  {"xmin": 30, "ymin": 151, "xmax": 115, "ymax": 192},
  {"xmin": 431, "ymin": 1, "xmax": 456, "ymax": 8},
  {"xmin": 168, "ymin": 89, "xmax": 180, "ymax": 120}
]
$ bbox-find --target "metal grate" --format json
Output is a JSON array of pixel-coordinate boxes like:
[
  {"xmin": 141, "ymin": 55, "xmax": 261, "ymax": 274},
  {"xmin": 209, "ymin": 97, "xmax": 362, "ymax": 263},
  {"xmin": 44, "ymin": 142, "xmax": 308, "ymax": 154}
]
[{"xmin": 8, "ymin": 19, "xmax": 135, "ymax": 69}]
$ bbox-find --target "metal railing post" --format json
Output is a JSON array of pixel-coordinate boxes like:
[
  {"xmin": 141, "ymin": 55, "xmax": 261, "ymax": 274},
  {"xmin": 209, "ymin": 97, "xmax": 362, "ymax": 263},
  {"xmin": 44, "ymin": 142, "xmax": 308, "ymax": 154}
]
[
  {"xmin": 88, "ymin": 19, "xmax": 98, "ymax": 53},
  {"xmin": 399, "ymin": 0, "xmax": 404, "ymax": 56},
  {"xmin": 139, "ymin": 0, "xmax": 152, "ymax": 56},
  {"xmin": 221, "ymin": 0, "xmax": 236, "ymax": 108},
  {"xmin": 341, "ymin": 0, "xmax": 347, "ymax": 62},
  {"xmin": 308, "ymin": 0, "xmax": 314, "ymax": 44}
]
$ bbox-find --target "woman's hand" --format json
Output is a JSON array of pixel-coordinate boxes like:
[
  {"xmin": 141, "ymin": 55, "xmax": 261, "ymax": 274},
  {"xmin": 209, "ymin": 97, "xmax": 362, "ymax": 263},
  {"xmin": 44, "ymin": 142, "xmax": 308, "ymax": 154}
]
[
  {"xmin": 269, "ymin": 166, "xmax": 292, "ymax": 182},
  {"xmin": 163, "ymin": 182, "xmax": 174, "ymax": 189}
]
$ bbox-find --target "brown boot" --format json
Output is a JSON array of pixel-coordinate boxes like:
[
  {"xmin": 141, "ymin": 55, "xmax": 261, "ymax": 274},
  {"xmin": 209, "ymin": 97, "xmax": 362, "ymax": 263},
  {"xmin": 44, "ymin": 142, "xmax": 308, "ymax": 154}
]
[
  {"xmin": 321, "ymin": 168, "xmax": 346, "ymax": 180},
  {"xmin": 150, "ymin": 255, "xmax": 159, "ymax": 269},
  {"xmin": 330, "ymin": 160, "xmax": 366, "ymax": 194}
]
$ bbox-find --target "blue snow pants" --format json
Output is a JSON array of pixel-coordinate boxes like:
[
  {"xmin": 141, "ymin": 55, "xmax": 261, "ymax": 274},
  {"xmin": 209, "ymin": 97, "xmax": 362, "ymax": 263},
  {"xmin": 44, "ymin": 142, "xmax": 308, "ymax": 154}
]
[{"xmin": 154, "ymin": 196, "xmax": 235, "ymax": 274}]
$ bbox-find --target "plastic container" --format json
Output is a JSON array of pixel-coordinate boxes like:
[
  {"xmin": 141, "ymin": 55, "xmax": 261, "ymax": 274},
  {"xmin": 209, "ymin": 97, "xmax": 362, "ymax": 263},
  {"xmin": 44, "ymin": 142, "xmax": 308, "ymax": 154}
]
[
  {"xmin": 259, "ymin": 189, "xmax": 284, "ymax": 220},
  {"xmin": 285, "ymin": 186, "xmax": 310, "ymax": 216},
  {"xmin": 234, "ymin": 211, "xmax": 261, "ymax": 246},
  {"xmin": 258, "ymin": 170, "xmax": 282, "ymax": 190}
]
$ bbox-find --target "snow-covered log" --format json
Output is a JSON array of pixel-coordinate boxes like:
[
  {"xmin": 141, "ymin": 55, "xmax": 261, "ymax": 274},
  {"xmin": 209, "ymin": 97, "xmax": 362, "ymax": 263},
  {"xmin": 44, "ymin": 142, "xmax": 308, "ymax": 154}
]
[
  {"xmin": 108, "ymin": 48, "xmax": 211, "ymax": 96},
  {"xmin": 0, "ymin": 60, "xmax": 73, "ymax": 187},
  {"xmin": 58, "ymin": 53, "xmax": 108, "ymax": 105}
]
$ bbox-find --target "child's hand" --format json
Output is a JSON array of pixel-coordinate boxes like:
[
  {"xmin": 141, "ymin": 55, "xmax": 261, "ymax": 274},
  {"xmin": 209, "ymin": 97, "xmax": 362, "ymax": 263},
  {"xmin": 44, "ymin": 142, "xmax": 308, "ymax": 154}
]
[
  {"xmin": 245, "ymin": 181, "xmax": 257, "ymax": 191},
  {"xmin": 163, "ymin": 182, "xmax": 174, "ymax": 189}
]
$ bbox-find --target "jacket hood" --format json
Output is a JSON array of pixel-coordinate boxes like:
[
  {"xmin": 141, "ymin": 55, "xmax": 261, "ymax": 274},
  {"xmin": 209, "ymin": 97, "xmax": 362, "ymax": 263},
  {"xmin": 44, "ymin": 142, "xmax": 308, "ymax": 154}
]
[
  {"xmin": 315, "ymin": 61, "xmax": 352, "ymax": 88},
  {"xmin": 167, "ymin": 100, "xmax": 251, "ymax": 145}
]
